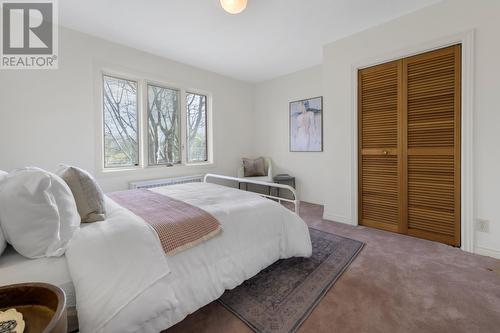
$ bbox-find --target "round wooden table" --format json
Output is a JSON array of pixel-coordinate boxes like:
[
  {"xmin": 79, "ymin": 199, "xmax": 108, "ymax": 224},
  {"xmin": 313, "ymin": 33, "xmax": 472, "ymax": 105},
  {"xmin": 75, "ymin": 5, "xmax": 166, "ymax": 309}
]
[{"xmin": 0, "ymin": 283, "xmax": 67, "ymax": 333}]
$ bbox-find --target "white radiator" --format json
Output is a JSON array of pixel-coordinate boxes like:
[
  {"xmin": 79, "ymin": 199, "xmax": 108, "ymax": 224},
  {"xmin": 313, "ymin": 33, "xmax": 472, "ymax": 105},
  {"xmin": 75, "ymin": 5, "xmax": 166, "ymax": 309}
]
[{"xmin": 129, "ymin": 174, "xmax": 203, "ymax": 189}]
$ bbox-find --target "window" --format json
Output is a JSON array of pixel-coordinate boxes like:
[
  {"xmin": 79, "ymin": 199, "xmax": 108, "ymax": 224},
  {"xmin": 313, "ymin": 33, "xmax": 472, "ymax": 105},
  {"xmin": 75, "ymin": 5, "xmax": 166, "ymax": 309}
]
[
  {"xmin": 101, "ymin": 73, "xmax": 211, "ymax": 170},
  {"xmin": 147, "ymin": 84, "xmax": 181, "ymax": 165},
  {"xmin": 102, "ymin": 75, "xmax": 139, "ymax": 168},
  {"xmin": 186, "ymin": 93, "xmax": 208, "ymax": 162}
]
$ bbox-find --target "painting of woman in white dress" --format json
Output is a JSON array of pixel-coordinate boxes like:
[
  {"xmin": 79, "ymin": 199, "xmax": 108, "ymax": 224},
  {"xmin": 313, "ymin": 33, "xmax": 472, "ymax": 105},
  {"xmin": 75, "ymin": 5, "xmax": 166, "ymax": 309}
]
[{"xmin": 289, "ymin": 97, "xmax": 323, "ymax": 152}]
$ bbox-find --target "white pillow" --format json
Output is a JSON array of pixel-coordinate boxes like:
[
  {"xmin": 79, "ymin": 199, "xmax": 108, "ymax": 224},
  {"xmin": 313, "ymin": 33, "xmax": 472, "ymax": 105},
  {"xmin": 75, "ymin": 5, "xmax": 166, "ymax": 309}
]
[
  {"xmin": 0, "ymin": 167, "xmax": 80, "ymax": 258},
  {"xmin": 0, "ymin": 170, "xmax": 7, "ymax": 256}
]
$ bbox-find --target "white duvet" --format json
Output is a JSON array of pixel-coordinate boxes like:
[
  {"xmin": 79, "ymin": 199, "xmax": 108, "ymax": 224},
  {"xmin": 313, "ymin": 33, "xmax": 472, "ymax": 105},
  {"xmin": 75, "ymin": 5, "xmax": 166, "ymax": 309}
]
[{"xmin": 65, "ymin": 182, "xmax": 312, "ymax": 333}]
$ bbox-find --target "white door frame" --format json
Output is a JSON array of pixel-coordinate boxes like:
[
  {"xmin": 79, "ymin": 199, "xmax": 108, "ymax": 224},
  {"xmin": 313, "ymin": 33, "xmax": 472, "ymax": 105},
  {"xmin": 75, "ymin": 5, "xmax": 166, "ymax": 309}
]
[{"xmin": 350, "ymin": 30, "xmax": 475, "ymax": 253}]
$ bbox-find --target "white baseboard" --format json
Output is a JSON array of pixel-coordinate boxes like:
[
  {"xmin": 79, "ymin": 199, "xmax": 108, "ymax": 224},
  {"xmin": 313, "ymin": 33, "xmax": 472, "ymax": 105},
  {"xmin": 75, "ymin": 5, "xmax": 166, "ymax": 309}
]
[
  {"xmin": 322, "ymin": 212, "xmax": 499, "ymax": 259},
  {"xmin": 474, "ymin": 246, "xmax": 500, "ymax": 259},
  {"xmin": 322, "ymin": 211, "xmax": 354, "ymax": 225}
]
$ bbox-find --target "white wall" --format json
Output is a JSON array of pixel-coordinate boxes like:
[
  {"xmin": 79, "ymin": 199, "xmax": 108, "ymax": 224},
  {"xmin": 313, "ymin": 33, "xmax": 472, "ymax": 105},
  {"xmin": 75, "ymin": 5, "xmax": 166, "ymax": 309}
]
[
  {"xmin": 0, "ymin": 27, "xmax": 255, "ymax": 192},
  {"xmin": 254, "ymin": 66, "xmax": 324, "ymax": 204},
  {"xmin": 255, "ymin": 0, "xmax": 500, "ymax": 257}
]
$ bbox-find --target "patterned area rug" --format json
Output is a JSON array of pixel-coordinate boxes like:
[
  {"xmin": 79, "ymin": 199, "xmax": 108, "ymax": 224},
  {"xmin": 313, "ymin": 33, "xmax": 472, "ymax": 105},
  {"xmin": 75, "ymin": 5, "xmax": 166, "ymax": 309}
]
[{"xmin": 218, "ymin": 228, "xmax": 364, "ymax": 333}]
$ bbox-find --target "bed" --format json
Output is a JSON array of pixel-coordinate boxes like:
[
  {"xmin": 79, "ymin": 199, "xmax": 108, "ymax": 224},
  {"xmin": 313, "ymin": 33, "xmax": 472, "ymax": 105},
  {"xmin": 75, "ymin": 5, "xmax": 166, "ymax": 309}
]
[{"xmin": 0, "ymin": 179, "xmax": 312, "ymax": 333}]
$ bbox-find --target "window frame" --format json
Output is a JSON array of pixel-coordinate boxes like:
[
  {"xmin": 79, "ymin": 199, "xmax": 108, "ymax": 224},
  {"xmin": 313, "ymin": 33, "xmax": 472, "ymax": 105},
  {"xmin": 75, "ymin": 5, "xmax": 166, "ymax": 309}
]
[
  {"xmin": 145, "ymin": 82, "xmax": 182, "ymax": 167},
  {"xmin": 186, "ymin": 91, "xmax": 209, "ymax": 164},
  {"xmin": 101, "ymin": 73, "xmax": 142, "ymax": 170},
  {"xmin": 99, "ymin": 69, "xmax": 213, "ymax": 173}
]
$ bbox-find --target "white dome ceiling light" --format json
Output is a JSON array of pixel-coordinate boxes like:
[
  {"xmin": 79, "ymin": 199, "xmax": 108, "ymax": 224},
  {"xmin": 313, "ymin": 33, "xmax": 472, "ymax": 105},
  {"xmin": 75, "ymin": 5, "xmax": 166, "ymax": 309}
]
[{"xmin": 220, "ymin": 0, "xmax": 247, "ymax": 14}]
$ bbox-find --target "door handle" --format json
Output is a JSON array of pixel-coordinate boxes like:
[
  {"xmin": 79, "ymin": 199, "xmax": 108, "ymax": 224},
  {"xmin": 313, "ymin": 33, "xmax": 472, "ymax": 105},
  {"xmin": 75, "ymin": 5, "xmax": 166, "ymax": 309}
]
[{"xmin": 382, "ymin": 150, "xmax": 388, "ymax": 155}]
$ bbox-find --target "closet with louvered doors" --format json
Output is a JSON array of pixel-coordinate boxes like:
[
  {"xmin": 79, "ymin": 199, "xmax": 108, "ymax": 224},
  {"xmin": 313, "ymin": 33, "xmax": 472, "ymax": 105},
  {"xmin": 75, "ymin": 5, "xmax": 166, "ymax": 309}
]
[{"xmin": 358, "ymin": 45, "xmax": 461, "ymax": 246}]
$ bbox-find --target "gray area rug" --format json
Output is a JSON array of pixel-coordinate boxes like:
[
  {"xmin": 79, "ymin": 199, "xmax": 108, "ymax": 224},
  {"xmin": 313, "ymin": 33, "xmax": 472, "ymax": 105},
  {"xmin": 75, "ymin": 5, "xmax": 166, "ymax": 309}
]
[{"xmin": 218, "ymin": 228, "xmax": 364, "ymax": 333}]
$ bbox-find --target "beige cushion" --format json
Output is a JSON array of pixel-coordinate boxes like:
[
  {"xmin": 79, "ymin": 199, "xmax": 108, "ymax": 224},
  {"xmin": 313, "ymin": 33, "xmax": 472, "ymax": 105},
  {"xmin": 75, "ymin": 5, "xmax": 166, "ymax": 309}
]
[
  {"xmin": 56, "ymin": 165, "xmax": 106, "ymax": 223},
  {"xmin": 242, "ymin": 157, "xmax": 266, "ymax": 177}
]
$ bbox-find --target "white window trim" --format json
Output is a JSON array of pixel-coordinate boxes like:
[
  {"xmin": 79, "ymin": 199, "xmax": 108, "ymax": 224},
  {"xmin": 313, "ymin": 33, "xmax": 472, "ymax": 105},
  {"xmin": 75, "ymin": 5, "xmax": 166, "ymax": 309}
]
[
  {"xmin": 186, "ymin": 91, "xmax": 210, "ymax": 164},
  {"xmin": 96, "ymin": 68, "xmax": 213, "ymax": 175},
  {"xmin": 144, "ymin": 81, "xmax": 182, "ymax": 166},
  {"xmin": 100, "ymin": 71, "xmax": 143, "ymax": 172}
]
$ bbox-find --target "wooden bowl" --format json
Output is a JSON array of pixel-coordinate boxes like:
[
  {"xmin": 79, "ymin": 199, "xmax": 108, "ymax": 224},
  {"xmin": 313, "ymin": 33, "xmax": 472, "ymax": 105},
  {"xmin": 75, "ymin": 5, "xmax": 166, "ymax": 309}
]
[{"xmin": 0, "ymin": 283, "xmax": 67, "ymax": 333}]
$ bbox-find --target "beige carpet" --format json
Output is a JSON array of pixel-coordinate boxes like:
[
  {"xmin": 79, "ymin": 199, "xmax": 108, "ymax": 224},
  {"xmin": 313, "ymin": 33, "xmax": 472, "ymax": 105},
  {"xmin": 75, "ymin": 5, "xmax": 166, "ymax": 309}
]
[{"xmin": 166, "ymin": 202, "xmax": 500, "ymax": 333}]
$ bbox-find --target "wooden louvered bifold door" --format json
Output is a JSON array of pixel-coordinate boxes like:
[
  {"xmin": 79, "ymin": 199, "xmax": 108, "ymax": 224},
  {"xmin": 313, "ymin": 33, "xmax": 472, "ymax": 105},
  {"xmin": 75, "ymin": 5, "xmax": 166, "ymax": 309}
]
[
  {"xmin": 358, "ymin": 45, "xmax": 461, "ymax": 246},
  {"xmin": 403, "ymin": 45, "xmax": 461, "ymax": 246},
  {"xmin": 358, "ymin": 60, "xmax": 403, "ymax": 233}
]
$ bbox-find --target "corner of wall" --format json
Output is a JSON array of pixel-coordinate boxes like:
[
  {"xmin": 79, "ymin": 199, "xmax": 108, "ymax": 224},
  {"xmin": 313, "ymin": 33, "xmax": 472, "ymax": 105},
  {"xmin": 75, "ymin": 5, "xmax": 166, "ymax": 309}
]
[{"xmin": 322, "ymin": 210, "xmax": 353, "ymax": 225}]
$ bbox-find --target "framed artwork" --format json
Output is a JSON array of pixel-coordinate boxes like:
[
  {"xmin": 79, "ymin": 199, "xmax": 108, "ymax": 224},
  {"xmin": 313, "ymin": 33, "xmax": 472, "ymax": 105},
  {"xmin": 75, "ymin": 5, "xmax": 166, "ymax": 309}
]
[{"xmin": 289, "ymin": 96, "xmax": 323, "ymax": 152}]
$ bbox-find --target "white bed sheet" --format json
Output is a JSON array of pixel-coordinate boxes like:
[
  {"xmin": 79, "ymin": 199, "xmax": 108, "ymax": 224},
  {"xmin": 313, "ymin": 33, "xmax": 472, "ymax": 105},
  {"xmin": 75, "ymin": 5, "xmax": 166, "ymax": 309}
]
[
  {"xmin": 65, "ymin": 197, "xmax": 177, "ymax": 333},
  {"xmin": 151, "ymin": 182, "xmax": 312, "ymax": 328},
  {"xmin": 0, "ymin": 247, "xmax": 76, "ymax": 307}
]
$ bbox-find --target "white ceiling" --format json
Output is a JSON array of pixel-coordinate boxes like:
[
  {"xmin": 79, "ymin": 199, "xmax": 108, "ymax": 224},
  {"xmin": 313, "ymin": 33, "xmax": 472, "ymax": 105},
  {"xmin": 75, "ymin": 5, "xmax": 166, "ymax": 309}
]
[{"xmin": 59, "ymin": 0, "xmax": 440, "ymax": 82}]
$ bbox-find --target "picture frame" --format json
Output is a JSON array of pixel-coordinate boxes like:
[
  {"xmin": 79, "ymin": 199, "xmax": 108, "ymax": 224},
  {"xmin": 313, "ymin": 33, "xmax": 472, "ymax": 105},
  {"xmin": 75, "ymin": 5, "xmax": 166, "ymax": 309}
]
[{"xmin": 289, "ymin": 96, "xmax": 323, "ymax": 152}]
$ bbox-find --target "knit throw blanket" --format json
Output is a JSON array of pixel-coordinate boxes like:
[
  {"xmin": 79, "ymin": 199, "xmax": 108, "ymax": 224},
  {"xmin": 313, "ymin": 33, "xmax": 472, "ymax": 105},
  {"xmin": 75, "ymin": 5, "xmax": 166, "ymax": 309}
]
[{"xmin": 107, "ymin": 189, "xmax": 222, "ymax": 256}]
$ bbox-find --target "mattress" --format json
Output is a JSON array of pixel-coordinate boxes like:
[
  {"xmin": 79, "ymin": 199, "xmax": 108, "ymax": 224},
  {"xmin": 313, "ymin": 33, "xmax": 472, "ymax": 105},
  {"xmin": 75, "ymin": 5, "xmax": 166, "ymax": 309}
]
[{"xmin": 0, "ymin": 246, "xmax": 76, "ymax": 307}]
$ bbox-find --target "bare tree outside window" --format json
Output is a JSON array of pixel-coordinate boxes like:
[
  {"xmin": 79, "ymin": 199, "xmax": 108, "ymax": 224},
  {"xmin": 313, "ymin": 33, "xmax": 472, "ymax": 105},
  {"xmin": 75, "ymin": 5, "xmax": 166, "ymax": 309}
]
[
  {"xmin": 147, "ymin": 85, "xmax": 181, "ymax": 165},
  {"xmin": 186, "ymin": 93, "xmax": 208, "ymax": 162},
  {"xmin": 102, "ymin": 74, "xmax": 210, "ymax": 169},
  {"xmin": 103, "ymin": 75, "xmax": 139, "ymax": 168}
]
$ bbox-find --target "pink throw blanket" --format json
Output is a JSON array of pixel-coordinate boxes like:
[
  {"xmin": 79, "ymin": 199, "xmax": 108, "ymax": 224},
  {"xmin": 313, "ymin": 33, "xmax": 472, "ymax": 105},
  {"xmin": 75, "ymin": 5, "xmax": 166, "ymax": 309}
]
[{"xmin": 107, "ymin": 189, "xmax": 222, "ymax": 255}]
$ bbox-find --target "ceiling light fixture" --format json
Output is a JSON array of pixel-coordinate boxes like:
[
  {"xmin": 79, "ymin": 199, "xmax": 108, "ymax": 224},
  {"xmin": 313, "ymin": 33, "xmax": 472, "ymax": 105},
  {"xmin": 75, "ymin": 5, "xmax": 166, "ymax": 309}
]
[{"xmin": 220, "ymin": 0, "xmax": 247, "ymax": 14}]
